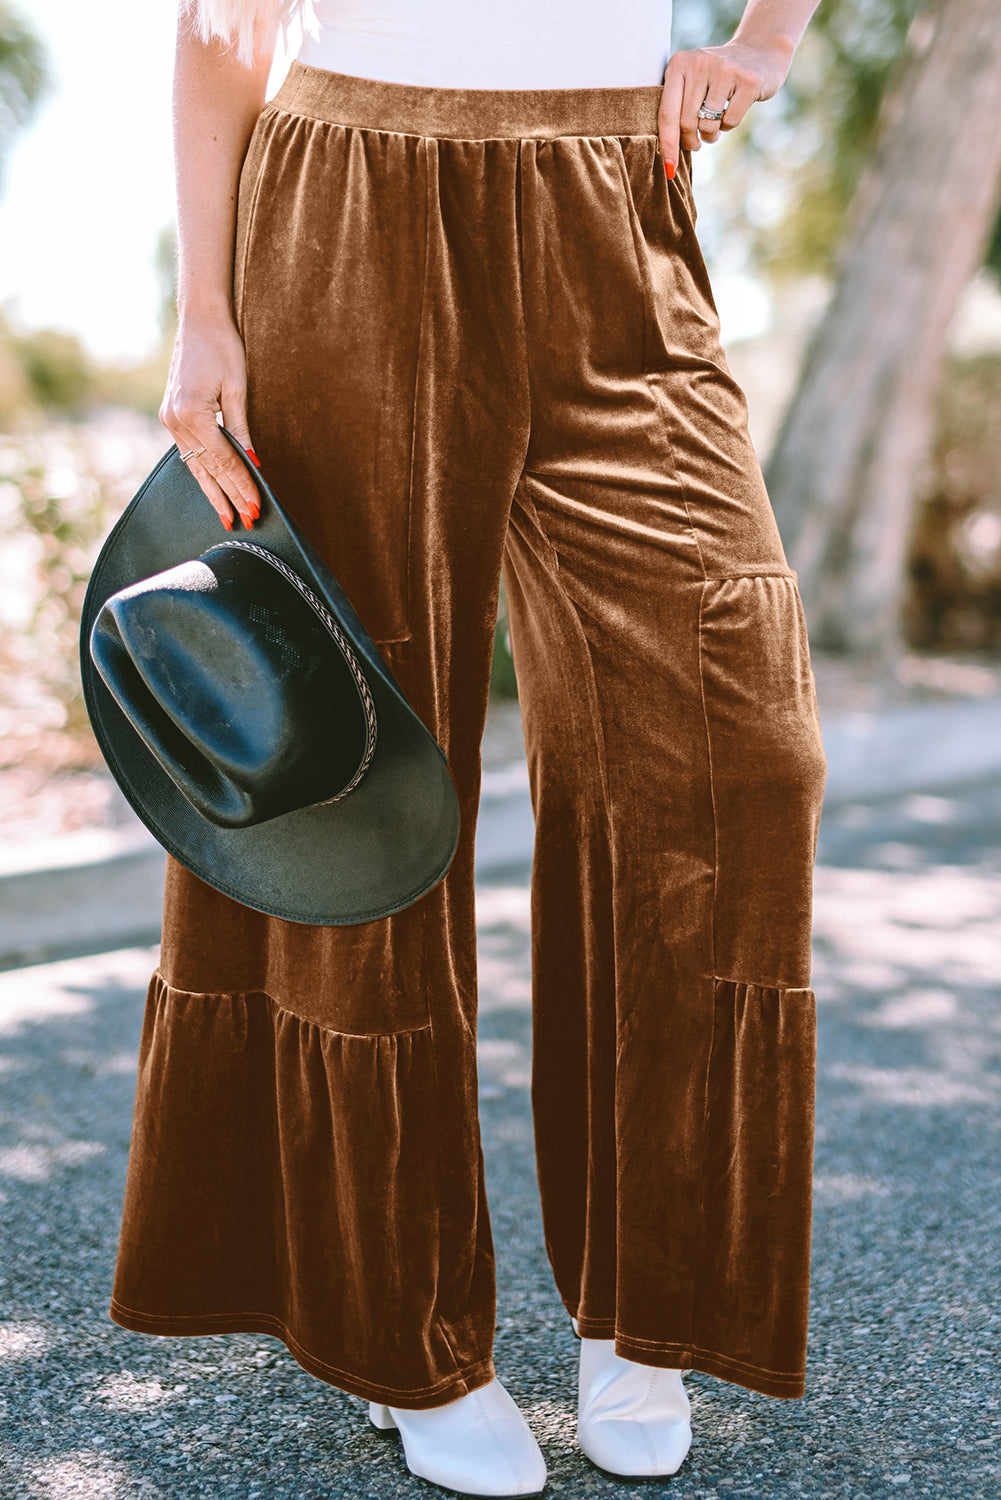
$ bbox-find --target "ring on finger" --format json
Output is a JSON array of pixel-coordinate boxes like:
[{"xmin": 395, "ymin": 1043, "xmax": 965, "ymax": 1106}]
[
  {"xmin": 180, "ymin": 444, "xmax": 207, "ymax": 463},
  {"xmin": 698, "ymin": 97, "xmax": 729, "ymax": 122}
]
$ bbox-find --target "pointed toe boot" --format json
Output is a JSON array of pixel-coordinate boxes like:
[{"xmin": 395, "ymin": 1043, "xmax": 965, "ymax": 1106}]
[
  {"xmin": 573, "ymin": 1320, "xmax": 692, "ymax": 1478},
  {"xmin": 369, "ymin": 1375, "xmax": 548, "ymax": 1497}
]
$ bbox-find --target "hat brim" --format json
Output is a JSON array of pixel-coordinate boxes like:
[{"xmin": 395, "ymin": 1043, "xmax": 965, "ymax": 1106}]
[{"xmin": 79, "ymin": 429, "xmax": 461, "ymax": 925}]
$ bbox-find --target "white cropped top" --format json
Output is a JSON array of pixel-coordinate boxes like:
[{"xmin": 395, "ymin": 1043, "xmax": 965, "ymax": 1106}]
[{"xmin": 295, "ymin": 0, "xmax": 674, "ymax": 89}]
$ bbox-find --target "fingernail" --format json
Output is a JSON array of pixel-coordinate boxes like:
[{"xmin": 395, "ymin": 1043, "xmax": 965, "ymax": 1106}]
[
  {"xmin": 246, "ymin": 447, "xmax": 261, "ymax": 468},
  {"xmin": 664, "ymin": 160, "xmax": 676, "ymax": 179},
  {"xmin": 221, "ymin": 512, "xmax": 233, "ymax": 531},
  {"xmin": 248, "ymin": 500, "xmax": 260, "ymax": 518}
]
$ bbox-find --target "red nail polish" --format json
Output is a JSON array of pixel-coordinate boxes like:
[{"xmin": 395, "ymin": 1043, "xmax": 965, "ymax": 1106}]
[
  {"xmin": 221, "ymin": 512, "xmax": 233, "ymax": 531},
  {"xmin": 664, "ymin": 160, "xmax": 676, "ymax": 179},
  {"xmin": 246, "ymin": 447, "xmax": 261, "ymax": 468}
]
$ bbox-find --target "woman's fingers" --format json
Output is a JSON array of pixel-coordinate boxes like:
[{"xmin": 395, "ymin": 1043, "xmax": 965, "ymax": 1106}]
[
  {"xmin": 173, "ymin": 421, "xmax": 260, "ymax": 532},
  {"xmin": 659, "ymin": 45, "xmax": 768, "ymax": 174},
  {"xmin": 158, "ymin": 316, "xmax": 263, "ymax": 532},
  {"xmin": 177, "ymin": 446, "xmax": 236, "ymax": 531},
  {"xmin": 160, "ymin": 411, "xmax": 234, "ymax": 530},
  {"xmin": 658, "ymin": 60, "xmax": 686, "ymax": 176},
  {"xmin": 678, "ymin": 64, "xmax": 715, "ymax": 153},
  {"xmin": 714, "ymin": 76, "xmax": 760, "ymax": 134},
  {"xmin": 695, "ymin": 90, "xmax": 730, "ymax": 144},
  {"xmin": 175, "ymin": 416, "xmax": 260, "ymax": 532}
]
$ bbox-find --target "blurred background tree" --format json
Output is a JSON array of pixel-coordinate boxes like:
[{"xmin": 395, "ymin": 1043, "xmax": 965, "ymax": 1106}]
[
  {"xmin": 672, "ymin": 1, "xmax": 1001, "ymax": 674},
  {"xmin": 762, "ymin": 0, "xmax": 1001, "ymax": 665},
  {"xmin": 0, "ymin": 0, "xmax": 50, "ymax": 193},
  {"xmin": 671, "ymin": 1, "xmax": 932, "ymax": 280},
  {"xmin": 4, "ymin": 0, "xmax": 1001, "ymax": 730}
]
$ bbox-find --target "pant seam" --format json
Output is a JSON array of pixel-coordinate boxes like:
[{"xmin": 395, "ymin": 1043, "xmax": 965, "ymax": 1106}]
[
  {"xmin": 703, "ymin": 569, "xmax": 798, "ymax": 581},
  {"xmin": 151, "ymin": 971, "xmax": 434, "ymax": 1040},
  {"xmin": 693, "ymin": 594, "xmax": 720, "ymax": 1360},
  {"xmin": 512, "ymin": 476, "xmax": 615, "ymax": 838},
  {"xmin": 644, "ymin": 378, "xmax": 709, "ymax": 581},
  {"xmin": 425, "ymin": 927, "xmax": 465, "ymax": 1382},
  {"xmin": 694, "ymin": 587, "xmax": 719, "ymax": 979},
  {"xmin": 714, "ymin": 974, "xmax": 816, "ymax": 996},
  {"xmin": 400, "ymin": 133, "xmax": 434, "ymax": 646}
]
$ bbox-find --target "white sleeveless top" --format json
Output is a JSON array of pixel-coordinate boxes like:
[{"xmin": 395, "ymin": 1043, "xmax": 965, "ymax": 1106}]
[{"xmin": 295, "ymin": 1, "xmax": 674, "ymax": 89}]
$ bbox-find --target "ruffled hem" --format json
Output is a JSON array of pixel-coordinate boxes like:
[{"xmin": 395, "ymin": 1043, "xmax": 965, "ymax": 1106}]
[
  {"xmin": 110, "ymin": 970, "xmax": 493, "ymax": 1408},
  {"xmin": 568, "ymin": 1307, "xmax": 806, "ymax": 1399},
  {"xmin": 694, "ymin": 976, "xmax": 816, "ymax": 1394},
  {"xmin": 108, "ymin": 1299, "xmax": 497, "ymax": 1409},
  {"xmin": 566, "ymin": 976, "xmax": 817, "ymax": 1400}
]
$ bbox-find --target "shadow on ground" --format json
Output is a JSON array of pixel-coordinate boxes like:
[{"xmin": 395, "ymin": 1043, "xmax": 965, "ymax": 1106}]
[{"xmin": 0, "ymin": 779, "xmax": 999, "ymax": 1497}]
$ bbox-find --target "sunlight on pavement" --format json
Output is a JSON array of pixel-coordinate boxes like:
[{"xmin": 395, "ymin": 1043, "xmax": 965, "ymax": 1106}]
[
  {"xmin": 0, "ymin": 1321, "xmax": 51, "ymax": 1360},
  {"xmin": 822, "ymin": 1061, "xmax": 999, "ymax": 1107},
  {"xmin": 0, "ymin": 950, "xmax": 158, "ymax": 1039},
  {"xmin": 91, "ymin": 1372, "xmax": 183, "ymax": 1412},
  {"xmin": 0, "ymin": 1140, "xmax": 104, "ymax": 1183},
  {"xmin": 813, "ymin": 864, "xmax": 1001, "ymax": 988},
  {"xmin": 475, "ymin": 884, "xmax": 532, "ymax": 928},
  {"xmin": 23, "ymin": 1452, "xmax": 134, "ymax": 1498},
  {"xmin": 813, "ymin": 862, "xmax": 1001, "ymax": 1111},
  {"xmin": 811, "ymin": 1173, "xmax": 894, "ymax": 1200},
  {"xmin": 862, "ymin": 988, "xmax": 960, "ymax": 1027}
]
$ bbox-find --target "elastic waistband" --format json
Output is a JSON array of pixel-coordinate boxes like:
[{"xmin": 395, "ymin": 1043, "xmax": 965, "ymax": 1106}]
[{"xmin": 269, "ymin": 59, "xmax": 664, "ymax": 140}]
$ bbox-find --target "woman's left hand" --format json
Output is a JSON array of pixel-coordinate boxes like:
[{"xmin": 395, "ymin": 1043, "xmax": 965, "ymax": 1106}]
[{"xmin": 658, "ymin": 37, "xmax": 795, "ymax": 178}]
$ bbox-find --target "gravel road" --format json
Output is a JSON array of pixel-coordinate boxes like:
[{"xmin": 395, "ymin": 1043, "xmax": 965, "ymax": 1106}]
[{"xmin": 1, "ymin": 777, "xmax": 999, "ymax": 1499}]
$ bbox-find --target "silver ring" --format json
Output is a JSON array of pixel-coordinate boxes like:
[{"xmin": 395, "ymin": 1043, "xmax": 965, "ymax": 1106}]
[
  {"xmin": 180, "ymin": 444, "xmax": 207, "ymax": 463},
  {"xmin": 698, "ymin": 99, "xmax": 729, "ymax": 121}
]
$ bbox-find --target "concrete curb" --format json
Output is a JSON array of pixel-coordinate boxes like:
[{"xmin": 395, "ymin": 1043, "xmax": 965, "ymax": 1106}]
[
  {"xmin": 3, "ymin": 694, "xmax": 1000, "ymax": 968},
  {"xmin": 0, "ymin": 781, "xmax": 538, "ymax": 969},
  {"xmin": 0, "ymin": 829, "xmax": 167, "ymax": 971},
  {"xmin": 818, "ymin": 694, "xmax": 1001, "ymax": 804}
]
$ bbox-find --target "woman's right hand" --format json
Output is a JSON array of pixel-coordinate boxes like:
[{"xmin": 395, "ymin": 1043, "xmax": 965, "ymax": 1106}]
[{"xmin": 159, "ymin": 310, "xmax": 263, "ymax": 532}]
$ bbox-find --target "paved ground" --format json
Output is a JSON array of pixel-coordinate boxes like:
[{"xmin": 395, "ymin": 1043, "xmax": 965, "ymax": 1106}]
[{"xmin": 1, "ymin": 777, "xmax": 999, "ymax": 1499}]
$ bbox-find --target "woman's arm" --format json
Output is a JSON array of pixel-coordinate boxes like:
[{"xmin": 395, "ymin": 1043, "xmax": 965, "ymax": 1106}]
[
  {"xmin": 159, "ymin": 3, "xmax": 280, "ymax": 529},
  {"xmin": 658, "ymin": 0, "xmax": 822, "ymax": 178}
]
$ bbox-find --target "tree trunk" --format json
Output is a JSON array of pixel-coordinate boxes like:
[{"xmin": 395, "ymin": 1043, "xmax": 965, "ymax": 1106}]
[{"xmin": 763, "ymin": 0, "xmax": 1001, "ymax": 661}]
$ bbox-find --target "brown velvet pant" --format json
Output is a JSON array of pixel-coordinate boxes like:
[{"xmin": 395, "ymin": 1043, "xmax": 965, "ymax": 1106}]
[{"xmin": 109, "ymin": 61, "xmax": 827, "ymax": 1407}]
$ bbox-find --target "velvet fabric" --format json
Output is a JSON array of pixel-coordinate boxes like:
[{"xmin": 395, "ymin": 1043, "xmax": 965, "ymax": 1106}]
[{"xmin": 109, "ymin": 60, "xmax": 828, "ymax": 1407}]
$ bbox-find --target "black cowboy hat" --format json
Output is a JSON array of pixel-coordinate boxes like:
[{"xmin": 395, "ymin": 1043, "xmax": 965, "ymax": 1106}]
[{"xmin": 79, "ymin": 426, "xmax": 460, "ymax": 924}]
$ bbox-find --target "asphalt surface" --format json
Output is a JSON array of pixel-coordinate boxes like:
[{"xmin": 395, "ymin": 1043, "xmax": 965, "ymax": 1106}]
[{"xmin": 1, "ymin": 779, "xmax": 999, "ymax": 1498}]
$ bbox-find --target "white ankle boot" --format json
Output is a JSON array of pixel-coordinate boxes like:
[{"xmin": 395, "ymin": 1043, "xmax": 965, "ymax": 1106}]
[
  {"xmin": 572, "ymin": 1317, "xmax": 692, "ymax": 1477},
  {"xmin": 369, "ymin": 1375, "xmax": 548, "ymax": 1497}
]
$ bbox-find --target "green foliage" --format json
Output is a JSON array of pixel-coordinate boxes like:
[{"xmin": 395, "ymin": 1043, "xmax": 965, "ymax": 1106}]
[
  {"xmin": 0, "ymin": 305, "xmax": 95, "ymax": 424},
  {"xmin": 0, "ymin": 423, "xmax": 142, "ymax": 763},
  {"xmin": 0, "ymin": 0, "xmax": 52, "ymax": 193},
  {"xmin": 489, "ymin": 578, "xmax": 519, "ymax": 700},
  {"xmin": 986, "ymin": 204, "xmax": 1001, "ymax": 285},
  {"xmin": 9, "ymin": 324, "xmax": 96, "ymax": 414},
  {"xmin": 0, "ymin": 304, "xmax": 173, "ymax": 427}
]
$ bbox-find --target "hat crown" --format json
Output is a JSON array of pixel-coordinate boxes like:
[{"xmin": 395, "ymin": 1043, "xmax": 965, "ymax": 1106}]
[{"xmin": 91, "ymin": 543, "xmax": 373, "ymax": 828}]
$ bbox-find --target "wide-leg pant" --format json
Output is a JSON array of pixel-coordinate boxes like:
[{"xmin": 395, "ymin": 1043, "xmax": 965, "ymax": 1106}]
[{"xmin": 109, "ymin": 61, "xmax": 827, "ymax": 1406}]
